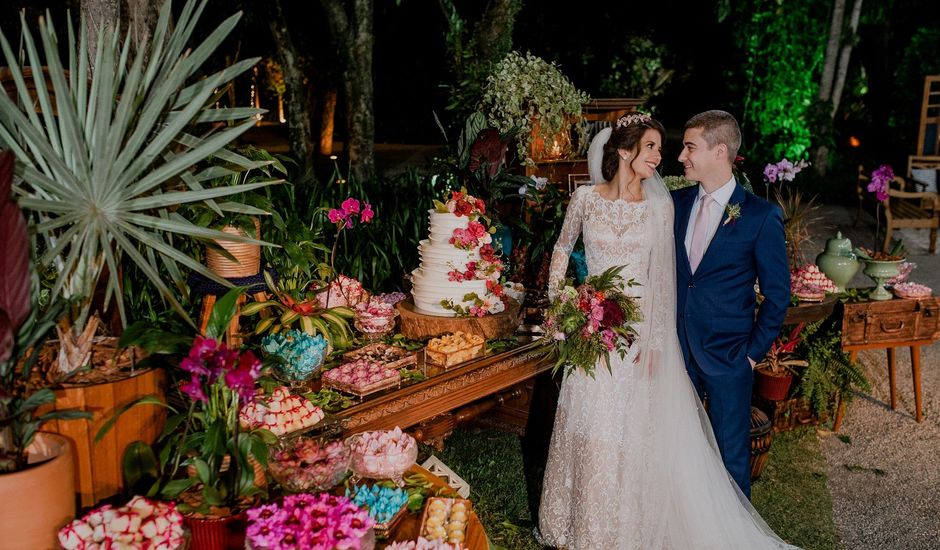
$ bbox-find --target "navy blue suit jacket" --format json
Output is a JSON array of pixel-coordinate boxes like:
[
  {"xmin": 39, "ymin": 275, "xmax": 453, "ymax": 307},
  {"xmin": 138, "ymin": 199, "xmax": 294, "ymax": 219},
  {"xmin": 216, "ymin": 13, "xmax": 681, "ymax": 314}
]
[{"xmin": 672, "ymin": 182, "xmax": 790, "ymax": 376}]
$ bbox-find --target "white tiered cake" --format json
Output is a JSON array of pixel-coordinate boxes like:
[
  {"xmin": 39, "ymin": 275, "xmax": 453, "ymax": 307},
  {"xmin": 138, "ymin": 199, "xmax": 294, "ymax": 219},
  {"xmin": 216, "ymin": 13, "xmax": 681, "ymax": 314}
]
[
  {"xmin": 410, "ymin": 191, "xmax": 506, "ymax": 317},
  {"xmin": 411, "ymin": 211, "xmax": 489, "ymax": 316}
]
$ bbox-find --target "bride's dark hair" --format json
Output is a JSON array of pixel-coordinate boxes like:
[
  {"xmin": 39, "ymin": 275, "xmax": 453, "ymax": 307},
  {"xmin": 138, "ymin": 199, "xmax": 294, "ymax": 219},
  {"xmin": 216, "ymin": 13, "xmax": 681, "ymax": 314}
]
[{"xmin": 601, "ymin": 116, "xmax": 666, "ymax": 182}]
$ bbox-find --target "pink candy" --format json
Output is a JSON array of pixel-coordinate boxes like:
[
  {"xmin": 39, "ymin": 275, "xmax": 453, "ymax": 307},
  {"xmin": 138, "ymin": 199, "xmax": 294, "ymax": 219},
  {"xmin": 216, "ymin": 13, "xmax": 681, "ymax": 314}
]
[
  {"xmin": 59, "ymin": 496, "xmax": 184, "ymax": 550},
  {"xmin": 239, "ymin": 386, "xmax": 324, "ymax": 436}
]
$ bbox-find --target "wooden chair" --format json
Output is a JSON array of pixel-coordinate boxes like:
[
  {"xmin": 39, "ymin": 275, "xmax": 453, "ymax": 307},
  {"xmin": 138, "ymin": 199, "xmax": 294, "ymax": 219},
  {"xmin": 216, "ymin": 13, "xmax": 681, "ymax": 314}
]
[
  {"xmin": 907, "ymin": 75, "xmax": 940, "ymax": 182},
  {"xmin": 856, "ymin": 165, "xmax": 940, "ymax": 253},
  {"xmin": 883, "ymin": 174, "xmax": 940, "ymax": 253}
]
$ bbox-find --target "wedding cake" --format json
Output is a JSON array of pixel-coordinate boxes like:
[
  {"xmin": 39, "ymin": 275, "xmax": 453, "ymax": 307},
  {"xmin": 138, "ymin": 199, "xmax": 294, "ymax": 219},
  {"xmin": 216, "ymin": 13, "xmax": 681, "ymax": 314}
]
[{"xmin": 411, "ymin": 191, "xmax": 507, "ymax": 317}]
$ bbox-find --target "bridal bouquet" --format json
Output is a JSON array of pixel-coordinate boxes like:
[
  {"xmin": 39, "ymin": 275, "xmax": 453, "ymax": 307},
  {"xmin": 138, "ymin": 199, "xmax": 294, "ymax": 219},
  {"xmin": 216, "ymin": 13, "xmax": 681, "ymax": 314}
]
[{"xmin": 544, "ymin": 266, "xmax": 642, "ymax": 378}]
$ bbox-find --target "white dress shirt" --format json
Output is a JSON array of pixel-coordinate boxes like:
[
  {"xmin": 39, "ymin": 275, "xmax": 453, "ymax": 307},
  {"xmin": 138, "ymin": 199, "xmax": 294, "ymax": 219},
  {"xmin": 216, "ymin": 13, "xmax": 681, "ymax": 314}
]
[{"xmin": 684, "ymin": 176, "xmax": 736, "ymax": 260}]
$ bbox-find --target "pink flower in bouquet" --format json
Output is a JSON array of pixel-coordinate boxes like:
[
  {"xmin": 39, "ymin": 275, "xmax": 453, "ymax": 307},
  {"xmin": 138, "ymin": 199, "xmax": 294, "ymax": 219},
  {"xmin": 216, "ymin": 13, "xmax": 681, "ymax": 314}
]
[{"xmin": 601, "ymin": 328, "xmax": 617, "ymax": 352}]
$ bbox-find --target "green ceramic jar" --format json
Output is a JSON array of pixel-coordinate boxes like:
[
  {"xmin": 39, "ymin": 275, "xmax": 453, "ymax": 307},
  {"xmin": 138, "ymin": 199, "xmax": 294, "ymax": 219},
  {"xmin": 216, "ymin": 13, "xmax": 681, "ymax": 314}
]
[{"xmin": 815, "ymin": 232, "xmax": 860, "ymax": 292}]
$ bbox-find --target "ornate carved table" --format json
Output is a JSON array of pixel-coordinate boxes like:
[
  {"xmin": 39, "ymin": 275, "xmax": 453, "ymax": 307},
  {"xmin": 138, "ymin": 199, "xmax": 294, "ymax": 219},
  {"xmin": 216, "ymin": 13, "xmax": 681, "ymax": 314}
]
[{"xmin": 335, "ymin": 338, "xmax": 553, "ymax": 446}]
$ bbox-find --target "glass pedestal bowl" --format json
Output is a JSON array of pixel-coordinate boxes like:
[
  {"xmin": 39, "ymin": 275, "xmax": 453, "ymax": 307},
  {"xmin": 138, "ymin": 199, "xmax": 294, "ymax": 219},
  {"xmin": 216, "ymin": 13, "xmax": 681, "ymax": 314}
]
[
  {"xmin": 267, "ymin": 437, "xmax": 350, "ymax": 493},
  {"xmin": 354, "ymin": 311, "xmax": 399, "ymax": 343},
  {"xmin": 345, "ymin": 431, "xmax": 417, "ymax": 487}
]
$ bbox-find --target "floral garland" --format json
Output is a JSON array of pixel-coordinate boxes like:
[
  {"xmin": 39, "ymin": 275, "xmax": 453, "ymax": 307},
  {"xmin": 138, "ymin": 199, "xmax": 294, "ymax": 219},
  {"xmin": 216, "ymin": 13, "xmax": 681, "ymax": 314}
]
[{"xmin": 434, "ymin": 189, "xmax": 487, "ymax": 220}]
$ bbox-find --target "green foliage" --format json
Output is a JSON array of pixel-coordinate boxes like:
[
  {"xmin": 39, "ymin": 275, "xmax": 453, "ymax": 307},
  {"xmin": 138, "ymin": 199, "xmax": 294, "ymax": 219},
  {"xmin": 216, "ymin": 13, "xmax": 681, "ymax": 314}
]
[
  {"xmin": 728, "ymin": 0, "xmax": 828, "ymax": 161},
  {"xmin": 438, "ymin": 0, "xmax": 523, "ymax": 120},
  {"xmin": 795, "ymin": 319, "xmax": 871, "ymax": 416},
  {"xmin": 480, "ymin": 51, "xmax": 590, "ymax": 165},
  {"xmin": 751, "ymin": 428, "xmax": 841, "ymax": 549},
  {"xmin": 0, "ymin": 0, "xmax": 272, "ymax": 334},
  {"xmin": 598, "ymin": 36, "xmax": 675, "ymax": 107}
]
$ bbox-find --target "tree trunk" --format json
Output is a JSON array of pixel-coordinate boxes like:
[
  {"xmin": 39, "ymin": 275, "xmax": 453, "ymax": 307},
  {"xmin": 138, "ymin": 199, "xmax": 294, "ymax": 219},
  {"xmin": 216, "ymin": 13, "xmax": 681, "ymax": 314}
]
[
  {"xmin": 269, "ymin": 0, "xmax": 315, "ymax": 172},
  {"xmin": 123, "ymin": 0, "xmax": 162, "ymax": 66},
  {"xmin": 321, "ymin": 0, "xmax": 375, "ymax": 183},
  {"xmin": 320, "ymin": 87, "xmax": 338, "ymax": 155},
  {"xmin": 472, "ymin": 0, "xmax": 522, "ymax": 63},
  {"xmin": 818, "ymin": 0, "xmax": 846, "ymax": 101},
  {"xmin": 830, "ymin": 0, "xmax": 863, "ymax": 116},
  {"xmin": 81, "ymin": 0, "xmax": 120, "ymax": 68}
]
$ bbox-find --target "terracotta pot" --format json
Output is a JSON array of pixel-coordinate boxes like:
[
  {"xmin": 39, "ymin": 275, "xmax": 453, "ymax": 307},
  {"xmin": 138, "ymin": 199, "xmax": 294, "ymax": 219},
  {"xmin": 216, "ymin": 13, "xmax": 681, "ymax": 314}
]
[
  {"xmin": 754, "ymin": 369, "xmax": 794, "ymax": 401},
  {"xmin": 0, "ymin": 433, "xmax": 76, "ymax": 550},
  {"xmin": 206, "ymin": 218, "xmax": 261, "ymax": 279},
  {"xmin": 185, "ymin": 512, "xmax": 247, "ymax": 550}
]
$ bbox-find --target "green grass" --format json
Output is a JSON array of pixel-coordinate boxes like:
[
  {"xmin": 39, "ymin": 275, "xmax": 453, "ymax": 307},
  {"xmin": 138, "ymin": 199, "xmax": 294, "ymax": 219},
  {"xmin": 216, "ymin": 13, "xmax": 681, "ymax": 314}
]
[
  {"xmin": 425, "ymin": 425, "xmax": 841, "ymax": 550},
  {"xmin": 752, "ymin": 427, "xmax": 841, "ymax": 550}
]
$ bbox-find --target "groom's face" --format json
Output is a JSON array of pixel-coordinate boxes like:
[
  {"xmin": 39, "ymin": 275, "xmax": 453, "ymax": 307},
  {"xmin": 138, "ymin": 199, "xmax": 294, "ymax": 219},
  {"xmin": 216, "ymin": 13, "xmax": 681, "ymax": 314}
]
[{"xmin": 679, "ymin": 127, "xmax": 725, "ymax": 184}]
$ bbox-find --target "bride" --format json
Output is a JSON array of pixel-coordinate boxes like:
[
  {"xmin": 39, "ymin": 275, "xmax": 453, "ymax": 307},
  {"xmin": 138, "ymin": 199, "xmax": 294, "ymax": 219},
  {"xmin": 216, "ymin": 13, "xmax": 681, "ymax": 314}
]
[{"xmin": 537, "ymin": 114, "xmax": 797, "ymax": 549}]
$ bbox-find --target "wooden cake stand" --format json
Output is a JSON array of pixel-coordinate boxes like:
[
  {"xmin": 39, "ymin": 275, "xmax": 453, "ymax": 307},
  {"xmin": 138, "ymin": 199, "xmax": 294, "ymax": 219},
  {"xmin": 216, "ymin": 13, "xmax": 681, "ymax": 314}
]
[{"xmin": 396, "ymin": 298, "xmax": 522, "ymax": 340}]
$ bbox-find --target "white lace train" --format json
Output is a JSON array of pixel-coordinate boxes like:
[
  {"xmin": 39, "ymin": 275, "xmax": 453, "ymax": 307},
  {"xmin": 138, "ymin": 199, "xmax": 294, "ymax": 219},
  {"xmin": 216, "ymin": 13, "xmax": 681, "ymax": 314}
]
[{"xmin": 538, "ymin": 183, "xmax": 798, "ymax": 549}]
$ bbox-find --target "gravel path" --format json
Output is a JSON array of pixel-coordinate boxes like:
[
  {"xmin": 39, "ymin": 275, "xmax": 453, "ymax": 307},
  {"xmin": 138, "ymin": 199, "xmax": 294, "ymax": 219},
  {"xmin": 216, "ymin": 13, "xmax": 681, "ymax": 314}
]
[{"xmin": 807, "ymin": 204, "xmax": 940, "ymax": 550}]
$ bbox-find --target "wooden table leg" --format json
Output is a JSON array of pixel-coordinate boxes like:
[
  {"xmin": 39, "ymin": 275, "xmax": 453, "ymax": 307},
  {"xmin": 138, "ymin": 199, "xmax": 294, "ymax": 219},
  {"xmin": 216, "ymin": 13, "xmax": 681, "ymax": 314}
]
[
  {"xmin": 198, "ymin": 294, "xmax": 217, "ymax": 336},
  {"xmin": 887, "ymin": 347, "xmax": 897, "ymax": 410},
  {"xmin": 832, "ymin": 393, "xmax": 846, "ymax": 432},
  {"xmin": 911, "ymin": 346, "xmax": 923, "ymax": 423}
]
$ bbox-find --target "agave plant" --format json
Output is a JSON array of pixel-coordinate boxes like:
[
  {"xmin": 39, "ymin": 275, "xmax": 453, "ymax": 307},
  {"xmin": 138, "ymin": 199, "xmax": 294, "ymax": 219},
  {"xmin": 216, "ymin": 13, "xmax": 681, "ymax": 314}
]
[{"xmin": 0, "ymin": 0, "xmax": 279, "ymax": 373}]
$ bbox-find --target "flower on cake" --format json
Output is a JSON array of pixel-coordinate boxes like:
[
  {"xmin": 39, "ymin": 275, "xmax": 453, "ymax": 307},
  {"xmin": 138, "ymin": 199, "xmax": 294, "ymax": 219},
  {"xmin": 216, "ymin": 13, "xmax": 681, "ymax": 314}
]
[
  {"xmin": 434, "ymin": 189, "xmax": 487, "ymax": 220},
  {"xmin": 449, "ymin": 220, "xmax": 491, "ymax": 250}
]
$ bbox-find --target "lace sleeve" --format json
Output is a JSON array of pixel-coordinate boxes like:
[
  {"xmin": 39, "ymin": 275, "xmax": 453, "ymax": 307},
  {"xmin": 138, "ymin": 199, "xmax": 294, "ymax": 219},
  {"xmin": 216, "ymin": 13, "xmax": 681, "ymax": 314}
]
[{"xmin": 547, "ymin": 186, "xmax": 586, "ymax": 299}]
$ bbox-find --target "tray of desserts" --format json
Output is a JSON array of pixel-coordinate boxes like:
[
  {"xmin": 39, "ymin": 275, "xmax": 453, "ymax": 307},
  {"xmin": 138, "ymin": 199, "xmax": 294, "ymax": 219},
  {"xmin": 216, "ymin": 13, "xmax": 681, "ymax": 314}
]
[
  {"xmin": 425, "ymin": 331, "xmax": 485, "ymax": 367},
  {"xmin": 342, "ymin": 342, "xmax": 417, "ymax": 370},
  {"xmin": 321, "ymin": 358, "xmax": 401, "ymax": 397},
  {"xmin": 419, "ymin": 496, "xmax": 472, "ymax": 546}
]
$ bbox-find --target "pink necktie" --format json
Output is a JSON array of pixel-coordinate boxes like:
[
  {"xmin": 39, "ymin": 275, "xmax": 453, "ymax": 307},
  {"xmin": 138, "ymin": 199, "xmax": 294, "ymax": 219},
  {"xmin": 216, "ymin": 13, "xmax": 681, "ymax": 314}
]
[{"xmin": 689, "ymin": 194, "xmax": 714, "ymax": 273}]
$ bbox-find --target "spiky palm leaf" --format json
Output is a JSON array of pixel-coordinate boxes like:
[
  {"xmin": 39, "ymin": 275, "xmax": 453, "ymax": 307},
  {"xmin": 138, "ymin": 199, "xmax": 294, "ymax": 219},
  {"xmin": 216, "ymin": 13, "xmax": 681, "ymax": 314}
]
[{"xmin": 0, "ymin": 0, "xmax": 276, "ymax": 335}]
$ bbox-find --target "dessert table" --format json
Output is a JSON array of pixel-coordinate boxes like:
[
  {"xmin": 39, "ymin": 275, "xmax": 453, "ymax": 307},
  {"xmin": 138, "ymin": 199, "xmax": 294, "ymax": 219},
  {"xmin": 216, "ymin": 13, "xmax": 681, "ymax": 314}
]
[
  {"xmin": 333, "ymin": 337, "xmax": 553, "ymax": 446},
  {"xmin": 383, "ymin": 464, "xmax": 488, "ymax": 549}
]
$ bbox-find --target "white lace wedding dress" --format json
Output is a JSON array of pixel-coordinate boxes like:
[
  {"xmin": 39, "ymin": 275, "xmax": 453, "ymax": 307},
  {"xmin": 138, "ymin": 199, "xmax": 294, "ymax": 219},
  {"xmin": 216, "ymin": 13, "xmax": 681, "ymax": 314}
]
[{"xmin": 538, "ymin": 179, "xmax": 798, "ymax": 549}]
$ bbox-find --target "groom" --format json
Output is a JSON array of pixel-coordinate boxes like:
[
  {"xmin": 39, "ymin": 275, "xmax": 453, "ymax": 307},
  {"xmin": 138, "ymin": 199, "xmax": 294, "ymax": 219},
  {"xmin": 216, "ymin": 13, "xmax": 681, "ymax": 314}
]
[{"xmin": 673, "ymin": 110, "xmax": 789, "ymax": 498}]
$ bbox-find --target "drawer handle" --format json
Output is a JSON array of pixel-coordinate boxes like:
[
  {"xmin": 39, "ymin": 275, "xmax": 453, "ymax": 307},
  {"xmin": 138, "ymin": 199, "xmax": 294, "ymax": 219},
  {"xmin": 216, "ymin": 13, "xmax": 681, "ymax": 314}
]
[{"xmin": 880, "ymin": 321, "xmax": 906, "ymax": 333}]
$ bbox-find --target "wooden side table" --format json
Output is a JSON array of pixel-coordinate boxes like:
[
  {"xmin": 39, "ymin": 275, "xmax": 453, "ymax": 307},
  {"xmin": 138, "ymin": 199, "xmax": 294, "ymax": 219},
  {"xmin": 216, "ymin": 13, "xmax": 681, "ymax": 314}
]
[{"xmin": 834, "ymin": 297, "xmax": 940, "ymax": 429}]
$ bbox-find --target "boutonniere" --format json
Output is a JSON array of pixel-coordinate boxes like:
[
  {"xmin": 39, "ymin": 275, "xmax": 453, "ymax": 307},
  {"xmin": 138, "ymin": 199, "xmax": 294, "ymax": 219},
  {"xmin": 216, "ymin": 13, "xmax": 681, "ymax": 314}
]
[{"xmin": 723, "ymin": 203, "xmax": 742, "ymax": 226}]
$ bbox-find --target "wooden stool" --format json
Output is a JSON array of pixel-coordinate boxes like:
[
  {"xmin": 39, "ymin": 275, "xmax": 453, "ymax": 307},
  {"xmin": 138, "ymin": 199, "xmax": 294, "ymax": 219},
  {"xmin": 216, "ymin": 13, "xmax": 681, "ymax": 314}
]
[{"xmin": 189, "ymin": 270, "xmax": 271, "ymax": 347}]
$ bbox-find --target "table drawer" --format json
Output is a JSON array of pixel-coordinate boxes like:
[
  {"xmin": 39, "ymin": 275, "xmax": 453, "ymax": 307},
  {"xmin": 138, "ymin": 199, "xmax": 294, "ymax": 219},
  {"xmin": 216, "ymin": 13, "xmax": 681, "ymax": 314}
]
[{"xmin": 842, "ymin": 297, "xmax": 940, "ymax": 346}]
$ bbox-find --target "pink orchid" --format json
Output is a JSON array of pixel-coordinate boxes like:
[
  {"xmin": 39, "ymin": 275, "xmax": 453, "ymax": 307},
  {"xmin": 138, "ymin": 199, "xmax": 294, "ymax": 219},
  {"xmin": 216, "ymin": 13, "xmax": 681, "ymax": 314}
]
[
  {"xmin": 360, "ymin": 203, "xmax": 374, "ymax": 223},
  {"xmin": 341, "ymin": 197, "xmax": 361, "ymax": 215},
  {"xmin": 328, "ymin": 208, "xmax": 345, "ymax": 224}
]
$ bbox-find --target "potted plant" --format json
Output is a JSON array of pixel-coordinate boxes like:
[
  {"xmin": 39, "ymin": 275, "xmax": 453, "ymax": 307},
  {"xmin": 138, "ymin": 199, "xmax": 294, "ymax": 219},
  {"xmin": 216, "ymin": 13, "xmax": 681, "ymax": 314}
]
[
  {"xmin": 794, "ymin": 318, "xmax": 870, "ymax": 418},
  {"xmin": 479, "ymin": 51, "xmax": 590, "ymax": 165},
  {"xmin": 0, "ymin": 0, "xmax": 280, "ymax": 507},
  {"xmin": 0, "ymin": 151, "xmax": 90, "ymax": 548},
  {"xmin": 754, "ymin": 323, "xmax": 809, "ymax": 401},
  {"xmin": 183, "ymin": 146, "xmax": 286, "ymax": 279}
]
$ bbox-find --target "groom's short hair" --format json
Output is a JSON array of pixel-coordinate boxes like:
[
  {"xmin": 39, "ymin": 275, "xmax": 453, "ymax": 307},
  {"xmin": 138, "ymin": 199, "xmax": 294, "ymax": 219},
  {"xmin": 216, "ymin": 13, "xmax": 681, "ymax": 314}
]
[{"xmin": 685, "ymin": 110, "xmax": 741, "ymax": 164}]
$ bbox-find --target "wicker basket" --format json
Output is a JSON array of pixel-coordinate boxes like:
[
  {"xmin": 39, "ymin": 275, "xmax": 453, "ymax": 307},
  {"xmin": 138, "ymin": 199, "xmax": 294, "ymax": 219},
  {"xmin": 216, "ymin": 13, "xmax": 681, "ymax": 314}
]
[{"xmin": 206, "ymin": 217, "xmax": 261, "ymax": 278}]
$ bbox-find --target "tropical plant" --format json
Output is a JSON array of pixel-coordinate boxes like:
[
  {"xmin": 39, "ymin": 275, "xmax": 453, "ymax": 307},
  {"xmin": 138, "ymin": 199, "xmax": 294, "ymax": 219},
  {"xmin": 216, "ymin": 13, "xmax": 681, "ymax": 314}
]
[
  {"xmin": 0, "ymin": 151, "xmax": 89, "ymax": 472},
  {"xmin": 775, "ymin": 187, "xmax": 822, "ymax": 267},
  {"xmin": 795, "ymin": 318, "xmax": 870, "ymax": 416},
  {"xmin": 0, "ymin": 0, "xmax": 276, "ymax": 374},
  {"xmin": 755, "ymin": 323, "xmax": 809, "ymax": 377},
  {"xmin": 480, "ymin": 51, "xmax": 590, "ymax": 165}
]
